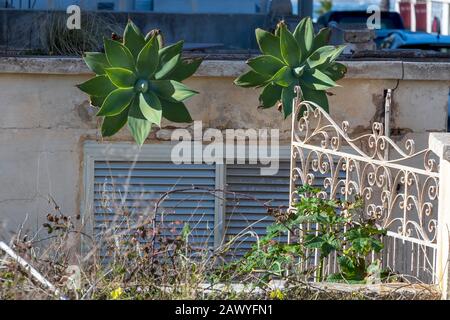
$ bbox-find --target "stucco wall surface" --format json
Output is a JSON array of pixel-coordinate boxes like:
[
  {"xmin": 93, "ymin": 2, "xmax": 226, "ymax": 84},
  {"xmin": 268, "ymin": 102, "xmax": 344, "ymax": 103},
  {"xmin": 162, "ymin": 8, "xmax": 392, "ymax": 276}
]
[{"xmin": 0, "ymin": 57, "xmax": 449, "ymax": 235}]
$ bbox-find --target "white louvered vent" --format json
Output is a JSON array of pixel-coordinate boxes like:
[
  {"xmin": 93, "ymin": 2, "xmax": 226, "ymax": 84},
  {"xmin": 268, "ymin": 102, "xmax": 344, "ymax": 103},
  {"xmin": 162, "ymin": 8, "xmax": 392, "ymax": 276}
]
[
  {"xmin": 93, "ymin": 161, "xmax": 217, "ymax": 254},
  {"xmin": 224, "ymin": 161, "xmax": 291, "ymax": 257},
  {"xmin": 224, "ymin": 161, "xmax": 345, "ymax": 257}
]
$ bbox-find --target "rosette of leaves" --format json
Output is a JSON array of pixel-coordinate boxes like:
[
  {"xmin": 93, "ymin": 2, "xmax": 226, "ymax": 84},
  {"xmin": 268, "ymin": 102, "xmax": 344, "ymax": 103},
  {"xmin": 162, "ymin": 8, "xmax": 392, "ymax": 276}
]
[
  {"xmin": 77, "ymin": 21, "xmax": 202, "ymax": 145},
  {"xmin": 234, "ymin": 17, "xmax": 346, "ymax": 118}
]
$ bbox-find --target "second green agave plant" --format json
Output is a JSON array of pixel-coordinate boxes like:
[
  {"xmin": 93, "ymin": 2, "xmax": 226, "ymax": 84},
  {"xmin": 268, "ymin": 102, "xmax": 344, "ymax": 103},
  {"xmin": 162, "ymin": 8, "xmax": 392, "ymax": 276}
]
[
  {"xmin": 77, "ymin": 21, "xmax": 202, "ymax": 145},
  {"xmin": 234, "ymin": 17, "xmax": 347, "ymax": 117}
]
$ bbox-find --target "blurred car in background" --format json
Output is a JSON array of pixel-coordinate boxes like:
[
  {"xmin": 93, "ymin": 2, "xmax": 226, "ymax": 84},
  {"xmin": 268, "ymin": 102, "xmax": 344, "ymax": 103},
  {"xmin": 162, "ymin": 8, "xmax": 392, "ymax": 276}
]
[
  {"xmin": 317, "ymin": 10, "xmax": 405, "ymax": 47},
  {"xmin": 381, "ymin": 31, "xmax": 450, "ymax": 52},
  {"xmin": 317, "ymin": 10, "xmax": 450, "ymax": 52}
]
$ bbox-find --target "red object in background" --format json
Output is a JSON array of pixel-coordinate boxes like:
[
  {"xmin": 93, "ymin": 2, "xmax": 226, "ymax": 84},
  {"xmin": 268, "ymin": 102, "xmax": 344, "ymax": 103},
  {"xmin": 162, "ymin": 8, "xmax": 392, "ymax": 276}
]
[
  {"xmin": 432, "ymin": 16, "xmax": 440, "ymax": 33},
  {"xmin": 399, "ymin": 2, "xmax": 411, "ymax": 29},
  {"xmin": 415, "ymin": 3, "xmax": 427, "ymax": 31}
]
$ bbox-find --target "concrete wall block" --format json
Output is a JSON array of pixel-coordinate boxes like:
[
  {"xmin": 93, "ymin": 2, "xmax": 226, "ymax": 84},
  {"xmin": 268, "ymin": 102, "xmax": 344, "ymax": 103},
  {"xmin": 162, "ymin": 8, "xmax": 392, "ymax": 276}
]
[
  {"xmin": 394, "ymin": 81, "xmax": 449, "ymax": 132},
  {"xmin": 0, "ymin": 130, "xmax": 84, "ymax": 235},
  {"xmin": 0, "ymin": 74, "xmax": 97, "ymax": 129}
]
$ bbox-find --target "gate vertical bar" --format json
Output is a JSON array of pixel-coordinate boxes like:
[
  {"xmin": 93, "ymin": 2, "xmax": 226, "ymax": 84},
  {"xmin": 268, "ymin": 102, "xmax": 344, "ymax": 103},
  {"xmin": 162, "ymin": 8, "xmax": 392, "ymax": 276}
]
[
  {"xmin": 289, "ymin": 88, "xmax": 302, "ymax": 229},
  {"xmin": 289, "ymin": 87, "xmax": 301, "ymax": 269}
]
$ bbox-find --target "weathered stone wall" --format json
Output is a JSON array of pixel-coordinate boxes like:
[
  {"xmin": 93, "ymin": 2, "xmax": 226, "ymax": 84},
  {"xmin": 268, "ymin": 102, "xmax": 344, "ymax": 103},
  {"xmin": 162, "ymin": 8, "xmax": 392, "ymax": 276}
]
[{"xmin": 0, "ymin": 57, "xmax": 449, "ymax": 236}]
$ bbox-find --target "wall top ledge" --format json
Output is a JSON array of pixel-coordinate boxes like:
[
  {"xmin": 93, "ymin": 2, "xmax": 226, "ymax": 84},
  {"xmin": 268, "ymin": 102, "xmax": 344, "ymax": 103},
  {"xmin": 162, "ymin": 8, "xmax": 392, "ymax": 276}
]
[{"xmin": 1, "ymin": 57, "xmax": 450, "ymax": 81}]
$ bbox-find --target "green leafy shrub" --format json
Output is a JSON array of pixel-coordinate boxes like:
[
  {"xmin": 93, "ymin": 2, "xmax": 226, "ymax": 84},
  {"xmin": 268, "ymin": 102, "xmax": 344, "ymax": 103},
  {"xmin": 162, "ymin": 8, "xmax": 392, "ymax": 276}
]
[
  {"xmin": 234, "ymin": 17, "xmax": 346, "ymax": 117},
  {"xmin": 337, "ymin": 220, "xmax": 387, "ymax": 281},
  {"xmin": 229, "ymin": 185, "xmax": 387, "ymax": 283},
  {"xmin": 223, "ymin": 223, "xmax": 303, "ymax": 283},
  {"xmin": 77, "ymin": 21, "xmax": 202, "ymax": 145},
  {"xmin": 294, "ymin": 185, "xmax": 386, "ymax": 282}
]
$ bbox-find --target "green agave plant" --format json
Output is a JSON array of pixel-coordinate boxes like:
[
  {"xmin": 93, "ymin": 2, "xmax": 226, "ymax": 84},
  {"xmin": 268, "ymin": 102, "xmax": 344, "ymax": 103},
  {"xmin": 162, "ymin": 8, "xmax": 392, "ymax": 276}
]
[
  {"xmin": 77, "ymin": 21, "xmax": 202, "ymax": 145},
  {"xmin": 234, "ymin": 17, "xmax": 347, "ymax": 117}
]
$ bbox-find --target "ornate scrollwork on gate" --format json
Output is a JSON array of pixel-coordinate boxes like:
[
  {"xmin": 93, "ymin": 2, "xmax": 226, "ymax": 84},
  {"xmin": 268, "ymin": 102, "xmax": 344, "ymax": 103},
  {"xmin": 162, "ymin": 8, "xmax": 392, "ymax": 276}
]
[{"xmin": 289, "ymin": 89, "xmax": 440, "ymax": 249}]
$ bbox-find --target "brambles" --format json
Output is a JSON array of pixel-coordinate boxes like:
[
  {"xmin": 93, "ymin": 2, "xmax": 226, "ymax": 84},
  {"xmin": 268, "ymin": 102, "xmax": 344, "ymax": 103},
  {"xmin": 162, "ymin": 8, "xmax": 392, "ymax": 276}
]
[{"xmin": 0, "ymin": 188, "xmax": 431, "ymax": 300}]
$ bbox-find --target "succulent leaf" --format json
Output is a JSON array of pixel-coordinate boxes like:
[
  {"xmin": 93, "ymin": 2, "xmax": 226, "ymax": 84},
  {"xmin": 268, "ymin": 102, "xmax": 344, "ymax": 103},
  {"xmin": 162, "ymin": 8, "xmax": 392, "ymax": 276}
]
[
  {"xmin": 101, "ymin": 108, "xmax": 129, "ymax": 137},
  {"xmin": 78, "ymin": 20, "xmax": 201, "ymax": 145},
  {"xmin": 155, "ymin": 41, "xmax": 183, "ymax": 79},
  {"xmin": 259, "ymin": 83, "xmax": 282, "ymax": 108},
  {"xmin": 293, "ymin": 17, "xmax": 314, "ymax": 59},
  {"xmin": 302, "ymin": 69, "xmax": 338, "ymax": 90},
  {"xmin": 234, "ymin": 70, "xmax": 270, "ymax": 88},
  {"xmin": 274, "ymin": 22, "xmax": 282, "ymax": 37},
  {"xmin": 150, "ymin": 80, "xmax": 198, "ymax": 102},
  {"xmin": 234, "ymin": 17, "xmax": 346, "ymax": 118},
  {"xmin": 306, "ymin": 45, "xmax": 338, "ymax": 69},
  {"xmin": 255, "ymin": 29, "xmax": 282, "ymax": 60},
  {"xmin": 271, "ymin": 66, "xmax": 296, "ymax": 88},
  {"xmin": 160, "ymin": 98, "xmax": 193, "ymax": 123},
  {"xmin": 169, "ymin": 58, "xmax": 203, "ymax": 82},
  {"xmin": 97, "ymin": 88, "xmax": 135, "ymax": 117},
  {"xmin": 90, "ymin": 96, "xmax": 106, "ymax": 107},
  {"xmin": 158, "ymin": 41, "xmax": 183, "ymax": 65},
  {"xmin": 281, "ymin": 83, "xmax": 297, "ymax": 118},
  {"xmin": 124, "ymin": 21, "xmax": 146, "ymax": 58},
  {"xmin": 105, "ymin": 68, "xmax": 137, "ymax": 88},
  {"xmin": 247, "ymin": 55, "xmax": 285, "ymax": 77},
  {"xmin": 170, "ymin": 81, "xmax": 199, "ymax": 101},
  {"xmin": 323, "ymin": 62, "xmax": 347, "ymax": 81},
  {"xmin": 139, "ymin": 92, "xmax": 162, "ymax": 126},
  {"xmin": 301, "ymin": 87, "xmax": 329, "ymax": 113},
  {"xmin": 145, "ymin": 29, "xmax": 164, "ymax": 48},
  {"xmin": 279, "ymin": 24, "xmax": 300, "ymax": 67},
  {"xmin": 155, "ymin": 54, "xmax": 181, "ymax": 80},
  {"xmin": 77, "ymin": 75, "xmax": 117, "ymax": 97},
  {"xmin": 294, "ymin": 66, "xmax": 305, "ymax": 77},
  {"xmin": 310, "ymin": 28, "xmax": 331, "ymax": 53},
  {"xmin": 136, "ymin": 36, "xmax": 160, "ymax": 78},
  {"xmin": 328, "ymin": 45, "xmax": 346, "ymax": 61},
  {"xmin": 83, "ymin": 52, "xmax": 110, "ymax": 75},
  {"xmin": 104, "ymin": 38, "xmax": 135, "ymax": 70},
  {"xmin": 128, "ymin": 98, "xmax": 152, "ymax": 146}
]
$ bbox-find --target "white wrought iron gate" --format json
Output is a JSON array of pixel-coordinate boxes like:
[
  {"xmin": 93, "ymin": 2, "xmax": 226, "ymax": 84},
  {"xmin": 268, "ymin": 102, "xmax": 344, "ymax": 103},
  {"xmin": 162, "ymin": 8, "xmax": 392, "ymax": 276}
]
[{"xmin": 288, "ymin": 88, "xmax": 440, "ymax": 284}]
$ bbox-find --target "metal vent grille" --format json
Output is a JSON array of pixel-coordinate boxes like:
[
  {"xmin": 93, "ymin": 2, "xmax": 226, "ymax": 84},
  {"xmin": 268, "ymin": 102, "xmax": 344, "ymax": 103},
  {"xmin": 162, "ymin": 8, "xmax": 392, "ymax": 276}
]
[
  {"xmin": 93, "ymin": 161, "xmax": 217, "ymax": 256},
  {"xmin": 224, "ymin": 161, "xmax": 291, "ymax": 257},
  {"xmin": 224, "ymin": 160, "xmax": 345, "ymax": 257}
]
